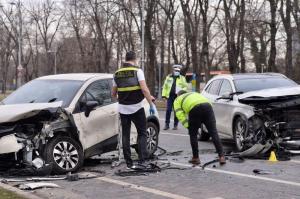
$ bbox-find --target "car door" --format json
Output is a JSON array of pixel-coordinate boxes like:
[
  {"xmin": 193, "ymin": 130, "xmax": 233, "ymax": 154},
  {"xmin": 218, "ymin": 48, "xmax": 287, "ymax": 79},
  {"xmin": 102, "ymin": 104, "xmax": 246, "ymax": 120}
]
[
  {"xmin": 201, "ymin": 79, "xmax": 223, "ymax": 131},
  {"xmin": 73, "ymin": 79, "xmax": 118, "ymax": 151},
  {"xmin": 213, "ymin": 79, "xmax": 235, "ymax": 137}
]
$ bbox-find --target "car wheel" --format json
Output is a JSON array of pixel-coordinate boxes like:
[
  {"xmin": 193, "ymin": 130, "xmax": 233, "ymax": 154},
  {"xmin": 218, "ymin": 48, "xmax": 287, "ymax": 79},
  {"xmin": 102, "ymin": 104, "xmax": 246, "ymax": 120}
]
[
  {"xmin": 146, "ymin": 122, "xmax": 159, "ymax": 155},
  {"xmin": 44, "ymin": 136, "xmax": 84, "ymax": 174},
  {"xmin": 198, "ymin": 124, "xmax": 210, "ymax": 141},
  {"xmin": 233, "ymin": 117, "xmax": 247, "ymax": 151},
  {"xmin": 133, "ymin": 122, "xmax": 159, "ymax": 155}
]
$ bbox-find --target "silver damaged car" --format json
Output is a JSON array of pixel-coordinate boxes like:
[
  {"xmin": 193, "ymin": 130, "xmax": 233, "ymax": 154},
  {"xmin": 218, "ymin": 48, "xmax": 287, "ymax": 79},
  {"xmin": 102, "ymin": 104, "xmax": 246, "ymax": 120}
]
[{"xmin": 201, "ymin": 73, "xmax": 300, "ymax": 154}]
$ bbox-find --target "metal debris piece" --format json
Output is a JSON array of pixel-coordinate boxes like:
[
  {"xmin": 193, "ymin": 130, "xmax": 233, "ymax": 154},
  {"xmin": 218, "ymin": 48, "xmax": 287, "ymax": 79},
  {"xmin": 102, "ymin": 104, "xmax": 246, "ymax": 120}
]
[
  {"xmin": 19, "ymin": 182, "xmax": 60, "ymax": 190},
  {"xmin": 166, "ymin": 150, "xmax": 183, "ymax": 156},
  {"xmin": 253, "ymin": 169, "xmax": 274, "ymax": 175},
  {"xmin": 66, "ymin": 173, "xmax": 79, "ymax": 181}
]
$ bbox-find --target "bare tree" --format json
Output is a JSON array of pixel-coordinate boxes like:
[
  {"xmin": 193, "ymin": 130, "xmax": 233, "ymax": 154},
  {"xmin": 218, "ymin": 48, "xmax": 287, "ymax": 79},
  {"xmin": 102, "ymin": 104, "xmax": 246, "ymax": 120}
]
[
  {"xmin": 159, "ymin": 0, "xmax": 179, "ymax": 64},
  {"xmin": 199, "ymin": 0, "xmax": 221, "ymax": 81},
  {"xmin": 267, "ymin": 0, "xmax": 279, "ymax": 72},
  {"xmin": 221, "ymin": 0, "xmax": 246, "ymax": 73},
  {"xmin": 180, "ymin": 0, "xmax": 201, "ymax": 89},
  {"xmin": 29, "ymin": 0, "xmax": 64, "ymax": 75},
  {"xmin": 280, "ymin": 0, "xmax": 293, "ymax": 77}
]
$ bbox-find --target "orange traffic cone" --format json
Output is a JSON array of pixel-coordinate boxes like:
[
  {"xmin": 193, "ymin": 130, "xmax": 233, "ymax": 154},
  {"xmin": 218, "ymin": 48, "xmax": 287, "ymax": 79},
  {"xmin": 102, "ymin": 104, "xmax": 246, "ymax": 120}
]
[{"xmin": 268, "ymin": 151, "xmax": 278, "ymax": 162}]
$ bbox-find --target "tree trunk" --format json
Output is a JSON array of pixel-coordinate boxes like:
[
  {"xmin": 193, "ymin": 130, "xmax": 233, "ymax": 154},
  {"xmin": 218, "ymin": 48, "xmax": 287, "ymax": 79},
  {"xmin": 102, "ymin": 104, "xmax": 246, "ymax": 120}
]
[{"xmin": 268, "ymin": 0, "xmax": 278, "ymax": 72}]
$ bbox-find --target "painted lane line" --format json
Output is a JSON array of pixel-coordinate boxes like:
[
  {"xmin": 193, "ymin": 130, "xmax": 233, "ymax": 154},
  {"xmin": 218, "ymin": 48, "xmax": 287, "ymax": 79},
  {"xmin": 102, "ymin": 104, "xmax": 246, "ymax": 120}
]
[
  {"xmin": 164, "ymin": 161, "xmax": 300, "ymax": 187},
  {"xmin": 161, "ymin": 132, "xmax": 189, "ymax": 137},
  {"xmin": 290, "ymin": 160, "xmax": 300, "ymax": 164},
  {"xmin": 208, "ymin": 198, "xmax": 224, "ymax": 199},
  {"xmin": 97, "ymin": 177, "xmax": 191, "ymax": 199}
]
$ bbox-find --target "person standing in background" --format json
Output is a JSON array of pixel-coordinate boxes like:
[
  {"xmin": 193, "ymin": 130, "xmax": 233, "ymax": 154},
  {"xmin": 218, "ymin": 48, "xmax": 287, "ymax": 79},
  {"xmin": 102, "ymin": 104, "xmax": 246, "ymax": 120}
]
[{"xmin": 162, "ymin": 65, "xmax": 187, "ymax": 130}]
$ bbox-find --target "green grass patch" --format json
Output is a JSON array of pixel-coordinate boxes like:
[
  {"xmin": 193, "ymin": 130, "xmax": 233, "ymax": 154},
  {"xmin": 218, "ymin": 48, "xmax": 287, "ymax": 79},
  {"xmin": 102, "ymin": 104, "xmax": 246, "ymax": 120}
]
[{"xmin": 0, "ymin": 188, "xmax": 27, "ymax": 199}]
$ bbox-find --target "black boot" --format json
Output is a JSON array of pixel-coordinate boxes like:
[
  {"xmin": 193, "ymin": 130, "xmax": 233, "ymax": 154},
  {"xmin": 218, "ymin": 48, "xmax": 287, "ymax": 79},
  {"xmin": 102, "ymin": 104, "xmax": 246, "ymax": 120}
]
[{"xmin": 163, "ymin": 124, "xmax": 169, "ymax": 130}]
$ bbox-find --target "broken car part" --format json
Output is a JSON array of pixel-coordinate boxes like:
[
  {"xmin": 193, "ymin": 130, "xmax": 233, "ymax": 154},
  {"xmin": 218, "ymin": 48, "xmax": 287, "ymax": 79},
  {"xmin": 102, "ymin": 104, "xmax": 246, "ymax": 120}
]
[{"xmin": 18, "ymin": 182, "xmax": 60, "ymax": 190}]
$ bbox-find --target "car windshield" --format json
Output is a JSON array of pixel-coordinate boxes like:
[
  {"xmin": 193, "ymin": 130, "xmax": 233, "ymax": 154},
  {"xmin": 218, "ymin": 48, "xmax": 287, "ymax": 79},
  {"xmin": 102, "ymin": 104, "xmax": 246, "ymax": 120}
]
[
  {"xmin": 2, "ymin": 79, "xmax": 83, "ymax": 107},
  {"xmin": 234, "ymin": 77, "xmax": 297, "ymax": 93}
]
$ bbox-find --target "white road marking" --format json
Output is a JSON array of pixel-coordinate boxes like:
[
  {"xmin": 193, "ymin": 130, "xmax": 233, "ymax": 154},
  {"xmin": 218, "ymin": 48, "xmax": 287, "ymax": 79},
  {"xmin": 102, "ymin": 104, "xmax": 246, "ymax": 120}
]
[
  {"xmin": 161, "ymin": 132, "xmax": 189, "ymax": 137},
  {"xmin": 164, "ymin": 161, "xmax": 300, "ymax": 187},
  {"xmin": 97, "ymin": 177, "xmax": 191, "ymax": 199},
  {"xmin": 208, "ymin": 198, "xmax": 224, "ymax": 199},
  {"xmin": 290, "ymin": 160, "xmax": 300, "ymax": 164}
]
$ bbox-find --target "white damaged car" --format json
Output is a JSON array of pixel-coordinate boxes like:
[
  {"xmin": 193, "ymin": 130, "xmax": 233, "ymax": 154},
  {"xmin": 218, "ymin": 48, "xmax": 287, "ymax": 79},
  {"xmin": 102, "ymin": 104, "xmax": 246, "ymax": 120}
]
[{"xmin": 0, "ymin": 74, "xmax": 160, "ymax": 174}]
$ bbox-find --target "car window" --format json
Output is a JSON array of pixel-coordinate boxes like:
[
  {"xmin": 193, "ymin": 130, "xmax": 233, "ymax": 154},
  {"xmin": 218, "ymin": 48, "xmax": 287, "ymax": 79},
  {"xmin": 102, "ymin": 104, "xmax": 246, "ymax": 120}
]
[
  {"xmin": 2, "ymin": 79, "xmax": 83, "ymax": 107},
  {"xmin": 207, "ymin": 79, "xmax": 222, "ymax": 95},
  {"xmin": 234, "ymin": 77, "xmax": 297, "ymax": 93},
  {"xmin": 82, "ymin": 79, "xmax": 113, "ymax": 106},
  {"xmin": 219, "ymin": 79, "xmax": 233, "ymax": 96}
]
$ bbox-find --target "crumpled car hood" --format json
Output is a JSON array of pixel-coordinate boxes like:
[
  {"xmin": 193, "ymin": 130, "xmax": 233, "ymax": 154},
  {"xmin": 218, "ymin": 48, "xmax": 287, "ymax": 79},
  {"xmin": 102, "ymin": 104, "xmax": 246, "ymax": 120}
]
[
  {"xmin": 0, "ymin": 101, "xmax": 63, "ymax": 123},
  {"xmin": 238, "ymin": 86, "xmax": 300, "ymax": 101}
]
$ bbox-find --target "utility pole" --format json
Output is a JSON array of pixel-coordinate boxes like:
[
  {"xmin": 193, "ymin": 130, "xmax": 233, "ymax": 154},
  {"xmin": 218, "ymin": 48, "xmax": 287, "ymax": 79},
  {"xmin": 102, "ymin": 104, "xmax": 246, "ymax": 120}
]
[{"xmin": 141, "ymin": 0, "xmax": 145, "ymax": 71}]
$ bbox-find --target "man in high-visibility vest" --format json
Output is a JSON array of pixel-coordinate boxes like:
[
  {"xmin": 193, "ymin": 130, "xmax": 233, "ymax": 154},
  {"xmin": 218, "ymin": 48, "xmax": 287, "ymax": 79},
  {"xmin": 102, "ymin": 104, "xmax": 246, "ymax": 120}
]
[
  {"xmin": 162, "ymin": 65, "xmax": 188, "ymax": 130},
  {"xmin": 112, "ymin": 51, "xmax": 155, "ymax": 168},
  {"xmin": 174, "ymin": 90, "xmax": 226, "ymax": 165}
]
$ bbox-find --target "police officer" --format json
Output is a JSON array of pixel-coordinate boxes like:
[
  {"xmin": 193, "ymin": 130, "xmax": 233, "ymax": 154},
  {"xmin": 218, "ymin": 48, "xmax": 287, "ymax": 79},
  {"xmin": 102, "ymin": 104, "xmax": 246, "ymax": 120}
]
[
  {"xmin": 162, "ymin": 65, "xmax": 187, "ymax": 130},
  {"xmin": 112, "ymin": 51, "xmax": 155, "ymax": 168},
  {"xmin": 174, "ymin": 90, "xmax": 226, "ymax": 165}
]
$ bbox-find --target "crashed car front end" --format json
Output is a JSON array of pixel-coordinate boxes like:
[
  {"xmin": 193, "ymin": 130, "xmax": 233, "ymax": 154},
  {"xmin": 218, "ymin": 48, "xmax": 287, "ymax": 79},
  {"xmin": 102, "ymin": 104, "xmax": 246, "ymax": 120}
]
[
  {"xmin": 239, "ymin": 94, "xmax": 300, "ymax": 155},
  {"xmin": 0, "ymin": 102, "xmax": 76, "ymax": 173}
]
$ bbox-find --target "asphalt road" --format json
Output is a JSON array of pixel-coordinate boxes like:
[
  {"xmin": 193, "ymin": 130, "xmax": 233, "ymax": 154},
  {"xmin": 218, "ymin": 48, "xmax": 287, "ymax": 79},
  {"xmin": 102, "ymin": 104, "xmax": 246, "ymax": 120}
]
[{"xmin": 6, "ymin": 111, "xmax": 300, "ymax": 199}]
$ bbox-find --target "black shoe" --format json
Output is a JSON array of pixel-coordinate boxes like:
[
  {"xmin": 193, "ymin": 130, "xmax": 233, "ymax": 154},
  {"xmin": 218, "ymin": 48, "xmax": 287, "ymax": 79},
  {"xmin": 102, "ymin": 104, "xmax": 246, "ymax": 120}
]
[
  {"xmin": 172, "ymin": 126, "xmax": 178, "ymax": 130},
  {"xmin": 126, "ymin": 161, "xmax": 133, "ymax": 169},
  {"xmin": 163, "ymin": 125, "xmax": 169, "ymax": 130}
]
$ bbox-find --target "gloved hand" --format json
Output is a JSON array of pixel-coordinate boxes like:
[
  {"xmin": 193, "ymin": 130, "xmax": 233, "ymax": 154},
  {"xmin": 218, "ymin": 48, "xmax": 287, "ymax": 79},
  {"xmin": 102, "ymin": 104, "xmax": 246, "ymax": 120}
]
[{"xmin": 149, "ymin": 105, "xmax": 155, "ymax": 115}]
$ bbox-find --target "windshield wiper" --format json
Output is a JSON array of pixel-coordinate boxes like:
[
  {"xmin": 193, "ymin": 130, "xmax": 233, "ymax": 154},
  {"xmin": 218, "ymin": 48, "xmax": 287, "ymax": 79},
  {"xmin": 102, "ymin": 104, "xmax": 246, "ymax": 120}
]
[
  {"xmin": 230, "ymin": 91, "xmax": 244, "ymax": 95},
  {"xmin": 29, "ymin": 100, "xmax": 35, "ymax": 103},
  {"xmin": 48, "ymin": 98, "xmax": 57, "ymax": 103}
]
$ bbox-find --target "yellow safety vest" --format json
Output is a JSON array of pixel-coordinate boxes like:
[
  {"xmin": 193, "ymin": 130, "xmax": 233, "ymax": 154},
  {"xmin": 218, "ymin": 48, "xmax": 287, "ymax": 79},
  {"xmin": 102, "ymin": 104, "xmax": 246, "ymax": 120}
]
[
  {"xmin": 173, "ymin": 92, "xmax": 210, "ymax": 128},
  {"xmin": 162, "ymin": 75, "xmax": 188, "ymax": 98}
]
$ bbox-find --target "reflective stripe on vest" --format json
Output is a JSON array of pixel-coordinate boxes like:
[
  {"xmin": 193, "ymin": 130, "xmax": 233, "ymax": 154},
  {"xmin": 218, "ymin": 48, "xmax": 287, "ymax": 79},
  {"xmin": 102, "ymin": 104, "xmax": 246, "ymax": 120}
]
[
  {"xmin": 114, "ymin": 67, "xmax": 140, "ymax": 89},
  {"xmin": 117, "ymin": 85, "xmax": 141, "ymax": 92}
]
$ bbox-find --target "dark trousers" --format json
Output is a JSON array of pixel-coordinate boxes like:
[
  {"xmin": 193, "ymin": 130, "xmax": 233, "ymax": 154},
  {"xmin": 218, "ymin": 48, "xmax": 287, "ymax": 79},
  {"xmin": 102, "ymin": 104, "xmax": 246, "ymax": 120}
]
[
  {"xmin": 165, "ymin": 94, "xmax": 179, "ymax": 127},
  {"xmin": 120, "ymin": 108, "xmax": 148, "ymax": 165},
  {"xmin": 188, "ymin": 103, "xmax": 224, "ymax": 157}
]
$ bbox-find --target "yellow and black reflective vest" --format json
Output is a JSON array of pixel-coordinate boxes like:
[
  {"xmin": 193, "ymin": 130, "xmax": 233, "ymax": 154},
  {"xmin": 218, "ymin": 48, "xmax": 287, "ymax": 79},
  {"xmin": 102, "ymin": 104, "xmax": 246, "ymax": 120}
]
[{"xmin": 114, "ymin": 63, "xmax": 144, "ymax": 105}]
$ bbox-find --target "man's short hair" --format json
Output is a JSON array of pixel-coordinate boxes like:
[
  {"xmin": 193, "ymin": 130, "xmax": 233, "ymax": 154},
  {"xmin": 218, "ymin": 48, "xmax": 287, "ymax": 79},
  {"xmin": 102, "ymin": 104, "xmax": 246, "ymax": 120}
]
[
  {"xmin": 125, "ymin": 51, "xmax": 136, "ymax": 61},
  {"xmin": 177, "ymin": 90, "xmax": 188, "ymax": 96}
]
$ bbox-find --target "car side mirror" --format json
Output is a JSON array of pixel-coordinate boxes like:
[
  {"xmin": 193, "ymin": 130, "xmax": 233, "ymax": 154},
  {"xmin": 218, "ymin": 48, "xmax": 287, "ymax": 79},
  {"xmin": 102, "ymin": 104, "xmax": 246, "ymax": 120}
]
[
  {"xmin": 84, "ymin": 101, "xmax": 99, "ymax": 117},
  {"xmin": 216, "ymin": 92, "xmax": 233, "ymax": 101}
]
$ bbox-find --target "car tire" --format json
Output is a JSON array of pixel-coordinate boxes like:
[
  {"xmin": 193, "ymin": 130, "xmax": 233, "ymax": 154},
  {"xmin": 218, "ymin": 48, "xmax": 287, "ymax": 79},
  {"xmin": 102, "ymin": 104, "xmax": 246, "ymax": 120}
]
[
  {"xmin": 198, "ymin": 124, "xmax": 210, "ymax": 141},
  {"xmin": 133, "ymin": 122, "xmax": 159, "ymax": 156},
  {"xmin": 146, "ymin": 122, "xmax": 159, "ymax": 155},
  {"xmin": 44, "ymin": 136, "xmax": 84, "ymax": 174},
  {"xmin": 233, "ymin": 117, "xmax": 247, "ymax": 152}
]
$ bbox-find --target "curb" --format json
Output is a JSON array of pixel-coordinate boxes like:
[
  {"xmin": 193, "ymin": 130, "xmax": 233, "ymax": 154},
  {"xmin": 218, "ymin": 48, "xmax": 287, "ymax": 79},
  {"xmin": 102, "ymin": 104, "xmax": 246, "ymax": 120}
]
[{"xmin": 0, "ymin": 182, "xmax": 42, "ymax": 199}]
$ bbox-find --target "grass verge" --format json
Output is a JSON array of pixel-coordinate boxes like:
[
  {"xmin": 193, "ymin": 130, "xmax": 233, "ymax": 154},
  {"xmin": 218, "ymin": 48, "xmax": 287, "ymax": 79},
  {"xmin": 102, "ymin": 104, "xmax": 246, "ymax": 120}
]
[{"xmin": 0, "ymin": 188, "xmax": 27, "ymax": 199}]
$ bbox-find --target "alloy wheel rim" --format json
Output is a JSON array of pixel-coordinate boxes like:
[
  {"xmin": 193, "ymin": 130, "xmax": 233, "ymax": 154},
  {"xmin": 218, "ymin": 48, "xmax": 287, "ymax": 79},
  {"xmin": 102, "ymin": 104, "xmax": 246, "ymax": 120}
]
[
  {"xmin": 147, "ymin": 126, "xmax": 157, "ymax": 152},
  {"xmin": 53, "ymin": 141, "xmax": 79, "ymax": 170},
  {"xmin": 235, "ymin": 120, "xmax": 246, "ymax": 150}
]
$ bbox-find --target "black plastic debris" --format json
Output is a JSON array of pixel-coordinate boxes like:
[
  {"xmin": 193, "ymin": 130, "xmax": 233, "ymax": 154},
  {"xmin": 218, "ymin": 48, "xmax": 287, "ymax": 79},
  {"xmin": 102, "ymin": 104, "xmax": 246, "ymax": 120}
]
[{"xmin": 253, "ymin": 169, "xmax": 274, "ymax": 175}]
